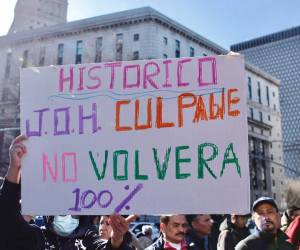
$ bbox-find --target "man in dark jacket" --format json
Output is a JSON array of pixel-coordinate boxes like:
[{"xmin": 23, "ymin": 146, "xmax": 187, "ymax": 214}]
[
  {"xmin": 217, "ymin": 214, "xmax": 250, "ymax": 250},
  {"xmin": 185, "ymin": 214, "xmax": 214, "ymax": 250},
  {"xmin": 235, "ymin": 196, "xmax": 295, "ymax": 250},
  {"xmin": 0, "ymin": 135, "xmax": 131, "ymax": 250}
]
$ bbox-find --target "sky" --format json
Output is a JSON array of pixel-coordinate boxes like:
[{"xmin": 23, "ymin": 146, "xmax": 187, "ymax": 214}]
[{"xmin": 1, "ymin": 0, "xmax": 300, "ymax": 49}]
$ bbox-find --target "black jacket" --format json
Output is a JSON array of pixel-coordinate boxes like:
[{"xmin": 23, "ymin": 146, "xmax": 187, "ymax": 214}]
[
  {"xmin": 0, "ymin": 179, "xmax": 46, "ymax": 250},
  {"xmin": 82, "ymin": 225, "xmax": 132, "ymax": 250},
  {"xmin": 0, "ymin": 179, "xmax": 128, "ymax": 250},
  {"xmin": 186, "ymin": 230, "xmax": 213, "ymax": 250},
  {"xmin": 217, "ymin": 217, "xmax": 250, "ymax": 250},
  {"xmin": 145, "ymin": 236, "xmax": 164, "ymax": 250},
  {"xmin": 235, "ymin": 229, "xmax": 296, "ymax": 250}
]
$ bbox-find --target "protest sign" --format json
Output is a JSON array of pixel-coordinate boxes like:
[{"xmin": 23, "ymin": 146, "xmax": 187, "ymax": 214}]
[{"xmin": 20, "ymin": 55, "xmax": 250, "ymax": 215}]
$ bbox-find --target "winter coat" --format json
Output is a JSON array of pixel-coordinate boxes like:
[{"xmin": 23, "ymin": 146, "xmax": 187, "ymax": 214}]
[
  {"xmin": 139, "ymin": 235, "xmax": 153, "ymax": 249},
  {"xmin": 185, "ymin": 230, "xmax": 213, "ymax": 250},
  {"xmin": 281, "ymin": 211, "xmax": 292, "ymax": 232},
  {"xmin": 235, "ymin": 229, "xmax": 296, "ymax": 250},
  {"xmin": 82, "ymin": 225, "xmax": 132, "ymax": 250},
  {"xmin": 0, "ymin": 179, "xmax": 46, "ymax": 250},
  {"xmin": 217, "ymin": 217, "xmax": 250, "ymax": 250},
  {"xmin": 145, "ymin": 235, "xmax": 188, "ymax": 250},
  {"xmin": 285, "ymin": 215, "xmax": 300, "ymax": 250},
  {"xmin": 0, "ymin": 179, "xmax": 127, "ymax": 250}
]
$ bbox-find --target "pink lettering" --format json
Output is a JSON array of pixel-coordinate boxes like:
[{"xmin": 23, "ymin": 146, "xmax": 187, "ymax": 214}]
[
  {"xmin": 177, "ymin": 58, "xmax": 191, "ymax": 87},
  {"xmin": 59, "ymin": 67, "xmax": 74, "ymax": 92},
  {"xmin": 123, "ymin": 64, "xmax": 140, "ymax": 89},
  {"xmin": 162, "ymin": 60, "xmax": 172, "ymax": 88},
  {"xmin": 43, "ymin": 152, "xmax": 58, "ymax": 182},
  {"xmin": 143, "ymin": 62, "xmax": 160, "ymax": 89},
  {"xmin": 62, "ymin": 152, "xmax": 77, "ymax": 182},
  {"xmin": 77, "ymin": 67, "xmax": 86, "ymax": 91},
  {"xmin": 198, "ymin": 57, "xmax": 217, "ymax": 86},
  {"xmin": 105, "ymin": 62, "xmax": 122, "ymax": 89},
  {"xmin": 87, "ymin": 66, "xmax": 101, "ymax": 89},
  {"xmin": 42, "ymin": 152, "xmax": 77, "ymax": 183}
]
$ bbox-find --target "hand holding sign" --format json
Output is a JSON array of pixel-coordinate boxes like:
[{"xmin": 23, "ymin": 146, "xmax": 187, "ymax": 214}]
[{"xmin": 7, "ymin": 135, "xmax": 27, "ymax": 184}]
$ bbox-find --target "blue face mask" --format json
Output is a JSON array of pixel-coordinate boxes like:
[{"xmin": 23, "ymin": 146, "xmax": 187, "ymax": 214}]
[{"xmin": 53, "ymin": 215, "xmax": 79, "ymax": 236}]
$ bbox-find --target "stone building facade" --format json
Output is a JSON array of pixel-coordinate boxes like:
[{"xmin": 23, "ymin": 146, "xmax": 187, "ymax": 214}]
[
  {"xmin": 0, "ymin": 4, "xmax": 285, "ymax": 207},
  {"xmin": 9, "ymin": 0, "xmax": 68, "ymax": 34},
  {"xmin": 231, "ymin": 27, "xmax": 300, "ymax": 182}
]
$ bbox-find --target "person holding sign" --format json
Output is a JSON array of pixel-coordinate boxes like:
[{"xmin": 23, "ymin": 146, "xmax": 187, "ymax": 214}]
[
  {"xmin": 0, "ymin": 135, "xmax": 131, "ymax": 250},
  {"xmin": 146, "ymin": 214, "xmax": 188, "ymax": 250}
]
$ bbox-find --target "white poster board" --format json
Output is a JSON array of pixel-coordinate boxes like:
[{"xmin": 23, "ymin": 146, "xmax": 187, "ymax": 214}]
[{"xmin": 21, "ymin": 55, "xmax": 250, "ymax": 215}]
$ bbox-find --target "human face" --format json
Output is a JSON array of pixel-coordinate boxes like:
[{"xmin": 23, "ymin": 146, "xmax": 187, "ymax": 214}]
[
  {"xmin": 192, "ymin": 214, "xmax": 213, "ymax": 237},
  {"xmin": 99, "ymin": 216, "xmax": 112, "ymax": 240},
  {"xmin": 291, "ymin": 209, "xmax": 300, "ymax": 220},
  {"xmin": 253, "ymin": 203, "xmax": 280, "ymax": 234},
  {"xmin": 161, "ymin": 215, "xmax": 188, "ymax": 244},
  {"xmin": 233, "ymin": 215, "xmax": 249, "ymax": 229}
]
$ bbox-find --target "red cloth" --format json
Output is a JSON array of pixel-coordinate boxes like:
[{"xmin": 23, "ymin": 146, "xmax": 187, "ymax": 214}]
[
  {"xmin": 285, "ymin": 215, "xmax": 300, "ymax": 250},
  {"xmin": 164, "ymin": 240, "xmax": 188, "ymax": 250}
]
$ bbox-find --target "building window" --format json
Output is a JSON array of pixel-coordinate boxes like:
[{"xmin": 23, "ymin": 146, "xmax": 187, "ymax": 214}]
[
  {"xmin": 249, "ymin": 138, "xmax": 255, "ymax": 153},
  {"xmin": 248, "ymin": 77, "xmax": 252, "ymax": 99},
  {"xmin": 116, "ymin": 33, "xmax": 123, "ymax": 61},
  {"xmin": 251, "ymin": 160, "xmax": 258, "ymax": 189},
  {"xmin": 273, "ymin": 193, "xmax": 276, "ymax": 199},
  {"xmin": 271, "ymin": 167, "xmax": 274, "ymax": 174},
  {"xmin": 57, "ymin": 43, "xmax": 64, "ymax": 65},
  {"xmin": 272, "ymin": 180, "xmax": 275, "ymax": 186},
  {"xmin": 75, "ymin": 40, "xmax": 83, "ymax": 64},
  {"xmin": 259, "ymin": 112, "xmax": 263, "ymax": 122},
  {"xmin": 163, "ymin": 54, "xmax": 168, "ymax": 59},
  {"xmin": 39, "ymin": 47, "xmax": 46, "ymax": 66},
  {"xmin": 175, "ymin": 40, "xmax": 180, "ymax": 58},
  {"xmin": 1, "ymin": 88, "xmax": 9, "ymax": 102},
  {"xmin": 133, "ymin": 51, "xmax": 139, "ymax": 60},
  {"xmin": 273, "ymin": 104, "xmax": 277, "ymax": 111},
  {"xmin": 22, "ymin": 50, "xmax": 29, "ymax": 68},
  {"xmin": 163, "ymin": 36, "xmax": 168, "ymax": 45},
  {"xmin": 258, "ymin": 140, "xmax": 264, "ymax": 154},
  {"xmin": 262, "ymin": 162, "xmax": 267, "ymax": 190},
  {"xmin": 248, "ymin": 107, "xmax": 254, "ymax": 119},
  {"xmin": 266, "ymin": 86, "xmax": 270, "ymax": 106},
  {"xmin": 95, "ymin": 37, "xmax": 102, "ymax": 63},
  {"xmin": 257, "ymin": 81, "xmax": 261, "ymax": 104},
  {"xmin": 268, "ymin": 115, "xmax": 271, "ymax": 121},
  {"xmin": 273, "ymin": 91, "xmax": 276, "ymax": 97},
  {"xmin": 190, "ymin": 47, "xmax": 195, "ymax": 57},
  {"xmin": 4, "ymin": 52, "xmax": 12, "ymax": 79},
  {"xmin": 133, "ymin": 34, "xmax": 139, "ymax": 41}
]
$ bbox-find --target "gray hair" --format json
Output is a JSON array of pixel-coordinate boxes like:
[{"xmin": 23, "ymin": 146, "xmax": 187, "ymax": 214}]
[{"xmin": 142, "ymin": 225, "xmax": 153, "ymax": 235}]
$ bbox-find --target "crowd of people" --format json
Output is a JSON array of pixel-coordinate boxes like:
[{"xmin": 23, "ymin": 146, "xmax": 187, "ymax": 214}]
[{"xmin": 0, "ymin": 135, "xmax": 299, "ymax": 250}]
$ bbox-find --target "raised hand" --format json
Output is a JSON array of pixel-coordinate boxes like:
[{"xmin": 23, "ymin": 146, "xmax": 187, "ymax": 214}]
[
  {"xmin": 6, "ymin": 135, "xmax": 27, "ymax": 184},
  {"xmin": 109, "ymin": 214, "xmax": 130, "ymax": 248}
]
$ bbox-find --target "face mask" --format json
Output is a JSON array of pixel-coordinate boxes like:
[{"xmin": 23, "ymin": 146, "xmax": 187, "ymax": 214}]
[{"xmin": 53, "ymin": 215, "xmax": 79, "ymax": 236}]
